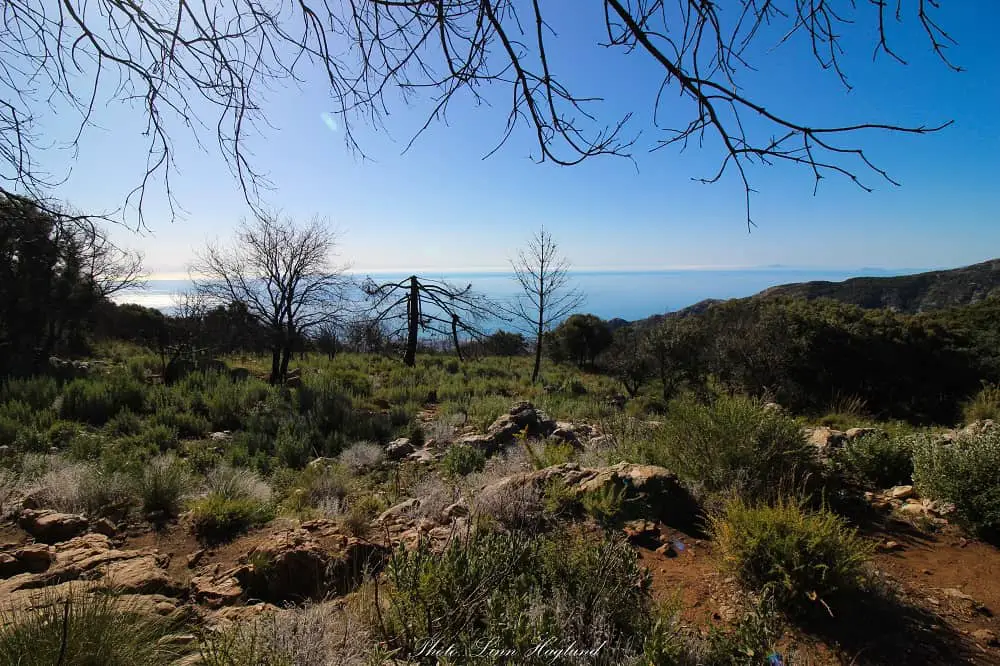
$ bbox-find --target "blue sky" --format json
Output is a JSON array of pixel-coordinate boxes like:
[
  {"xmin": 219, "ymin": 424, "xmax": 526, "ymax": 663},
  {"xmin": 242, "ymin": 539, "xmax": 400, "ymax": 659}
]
[{"xmin": 26, "ymin": 2, "xmax": 1000, "ymax": 277}]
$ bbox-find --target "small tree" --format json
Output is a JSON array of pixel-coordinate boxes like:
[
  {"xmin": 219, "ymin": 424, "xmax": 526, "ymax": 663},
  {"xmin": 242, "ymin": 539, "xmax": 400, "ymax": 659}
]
[
  {"xmin": 600, "ymin": 326, "xmax": 652, "ymax": 398},
  {"xmin": 644, "ymin": 317, "xmax": 708, "ymax": 401},
  {"xmin": 509, "ymin": 228, "xmax": 584, "ymax": 383},
  {"xmin": 191, "ymin": 214, "xmax": 349, "ymax": 385},
  {"xmin": 362, "ymin": 276, "xmax": 499, "ymax": 366},
  {"xmin": 548, "ymin": 314, "xmax": 613, "ymax": 370}
]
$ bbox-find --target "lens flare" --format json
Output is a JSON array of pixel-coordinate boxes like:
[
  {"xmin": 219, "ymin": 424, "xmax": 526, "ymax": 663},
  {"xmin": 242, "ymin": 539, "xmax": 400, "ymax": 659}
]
[{"xmin": 320, "ymin": 112, "xmax": 338, "ymax": 133}]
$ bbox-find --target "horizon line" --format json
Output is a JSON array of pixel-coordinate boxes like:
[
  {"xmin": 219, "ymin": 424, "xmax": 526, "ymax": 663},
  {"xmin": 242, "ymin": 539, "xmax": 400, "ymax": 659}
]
[{"xmin": 145, "ymin": 264, "xmax": 937, "ymax": 282}]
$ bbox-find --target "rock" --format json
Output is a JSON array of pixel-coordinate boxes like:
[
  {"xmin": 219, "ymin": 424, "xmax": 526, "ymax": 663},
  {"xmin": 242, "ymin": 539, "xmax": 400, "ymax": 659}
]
[
  {"xmin": 0, "ymin": 534, "xmax": 182, "ymax": 614},
  {"xmin": 90, "ymin": 517, "xmax": 117, "ymax": 537},
  {"xmin": 898, "ymin": 501, "xmax": 928, "ymax": 516},
  {"xmin": 889, "ymin": 485, "xmax": 915, "ymax": 500},
  {"xmin": 443, "ymin": 502, "xmax": 469, "ymax": 520},
  {"xmin": 622, "ymin": 519, "xmax": 659, "ymax": 541},
  {"xmin": 972, "ymin": 629, "xmax": 999, "ymax": 647},
  {"xmin": 959, "ymin": 420, "xmax": 997, "ymax": 439},
  {"xmin": 191, "ymin": 567, "xmax": 246, "ymax": 608},
  {"xmin": 941, "ymin": 587, "xmax": 975, "ymax": 602},
  {"xmin": 187, "ymin": 548, "xmax": 206, "ymax": 568},
  {"xmin": 377, "ymin": 498, "xmax": 420, "ymax": 524},
  {"xmin": 478, "ymin": 462, "xmax": 699, "ymax": 530},
  {"xmin": 209, "ymin": 431, "xmax": 232, "ymax": 442},
  {"xmin": 18, "ymin": 509, "xmax": 89, "ymax": 543},
  {"xmin": 879, "ymin": 540, "xmax": 904, "ymax": 552},
  {"xmin": 846, "ymin": 427, "xmax": 879, "ymax": 441},
  {"xmin": 405, "ymin": 448, "xmax": 437, "ymax": 464},
  {"xmin": 806, "ymin": 426, "xmax": 847, "ymax": 450},
  {"xmin": 236, "ymin": 527, "xmax": 389, "ymax": 603},
  {"xmin": 385, "ymin": 438, "xmax": 415, "ymax": 461},
  {"xmin": 307, "ymin": 456, "xmax": 337, "ymax": 469},
  {"xmin": 762, "ymin": 402, "xmax": 784, "ymax": 413}
]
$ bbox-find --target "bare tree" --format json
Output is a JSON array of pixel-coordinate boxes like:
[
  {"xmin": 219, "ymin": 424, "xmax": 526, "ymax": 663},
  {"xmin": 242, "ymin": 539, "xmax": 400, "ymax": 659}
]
[
  {"xmin": 509, "ymin": 228, "xmax": 584, "ymax": 383},
  {"xmin": 191, "ymin": 214, "xmax": 349, "ymax": 384},
  {"xmin": 362, "ymin": 275, "xmax": 500, "ymax": 366},
  {"xmin": 0, "ymin": 2, "xmax": 961, "ymax": 228}
]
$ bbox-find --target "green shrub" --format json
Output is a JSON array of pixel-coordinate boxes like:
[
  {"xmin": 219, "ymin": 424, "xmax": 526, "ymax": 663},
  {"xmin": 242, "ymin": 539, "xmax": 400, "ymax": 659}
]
[
  {"xmin": 440, "ymin": 444, "xmax": 486, "ymax": 478},
  {"xmin": 712, "ymin": 496, "xmax": 873, "ymax": 616},
  {"xmin": 542, "ymin": 477, "xmax": 578, "ymax": 518},
  {"xmin": 408, "ymin": 423, "xmax": 425, "ymax": 448},
  {"xmin": 372, "ymin": 528, "xmax": 662, "ymax": 664},
  {"xmin": 189, "ymin": 494, "xmax": 274, "ymax": 540},
  {"xmin": 913, "ymin": 430, "xmax": 1000, "ymax": 539},
  {"xmin": 581, "ymin": 482, "xmax": 626, "ymax": 526},
  {"xmin": 136, "ymin": 455, "xmax": 192, "ymax": 518},
  {"xmin": 0, "ymin": 589, "xmax": 186, "ymax": 666},
  {"xmin": 962, "ymin": 383, "xmax": 1000, "ymax": 423},
  {"xmin": 60, "ymin": 375, "xmax": 146, "ymax": 425},
  {"xmin": 646, "ymin": 394, "xmax": 817, "ymax": 501},
  {"xmin": 105, "ymin": 410, "xmax": 143, "ymax": 436},
  {"xmin": 834, "ymin": 431, "xmax": 914, "ymax": 489},
  {"xmin": 150, "ymin": 408, "xmax": 211, "ymax": 439},
  {"xmin": 0, "ymin": 376, "xmax": 60, "ymax": 410}
]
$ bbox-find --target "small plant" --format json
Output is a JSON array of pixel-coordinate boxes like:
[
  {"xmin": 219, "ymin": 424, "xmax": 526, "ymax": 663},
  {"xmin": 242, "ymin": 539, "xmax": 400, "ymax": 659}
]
[
  {"xmin": 341, "ymin": 494, "xmax": 385, "ymax": 537},
  {"xmin": 711, "ymin": 496, "xmax": 873, "ymax": 616},
  {"xmin": 834, "ymin": 431, "xmax": 914, "ymax": 489},
  {"xmin": 0, "ymin": 589, "xmax": 186, "ymax": 665},
  {"xmin": 913, "ymin": 430, "xmax": 1000, "ymax": 540},
  {"xmin": 136, "ymin": 454, "xmax": 192, "ymax": 518},
  {"xmin": 189, "ymin": 493, "xmax": 275, "ymax": 540},
  {"xmin": 407, "ymin": 423, "xmax": 425, "ymax": 448},
  {"xmin": 440, "ymin": 444, "xmax": 486, "ymax": 478},
  {"xmin": 542, "ymin": 476, "xmax": 578, "ymax": 518},
  {"xmin": 523, "ymin": 438, "xmax": 576, "ymax": 470}
]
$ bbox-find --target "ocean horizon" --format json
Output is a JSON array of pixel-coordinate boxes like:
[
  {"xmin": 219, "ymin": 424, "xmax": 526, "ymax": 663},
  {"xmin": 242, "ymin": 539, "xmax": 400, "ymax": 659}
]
[{"xmin": 113, "ymin": 267, "xmax": 923, "ymax": 324}]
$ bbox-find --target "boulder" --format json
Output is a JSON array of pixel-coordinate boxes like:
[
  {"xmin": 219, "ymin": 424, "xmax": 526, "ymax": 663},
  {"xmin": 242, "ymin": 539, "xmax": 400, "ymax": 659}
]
[
  {"xmin": 478, "ymin": 462, "xmax": 699, "ymax": 530},
  {"xmin": 806, "ymin": 426, "xmax": 847, "ymax": 450},
  {"xmin": 889, "ymin": 485, "xmax": 915, "ymax": 500},
  {"xmin": 191, "ymin": 566, "xmax": 246, "ymax": 608},
  {"xmin": 385, "ymin": 437, "xmax": 415, "ymax": 461},
  {"xmin": 845, "ymin": 427, "xmax": 879, "ymax": 441},
  {"xmin": 959, "ymin": 420, "xmax": 998, "ymax": 439},
  {"xmin": 377, "ymin": 498, "xmax": 419, "ymax": 524},
  {"xmin": 90, "ymin": 517, "xmax": 117, "ymax": 537},
  {"xmin": 18, "ymin": 509, "xmax": 88, "ymax": 544}
]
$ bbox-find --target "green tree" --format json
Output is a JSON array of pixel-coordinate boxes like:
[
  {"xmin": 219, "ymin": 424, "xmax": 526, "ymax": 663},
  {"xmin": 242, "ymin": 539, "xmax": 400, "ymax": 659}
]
[{"xmin": 548, "ymin": 314, "xmax": 613, "ymax": 370}]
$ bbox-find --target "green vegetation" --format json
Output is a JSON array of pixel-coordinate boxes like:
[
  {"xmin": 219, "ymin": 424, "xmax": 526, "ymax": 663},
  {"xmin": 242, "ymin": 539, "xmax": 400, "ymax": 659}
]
[
  {"xmin": 834, "ymin": 431, "xmax": 914, "ymax": 489},
  {"xmin": 440, "ymin": 444, "xmax": 487, "ymax": 478},
  {"xmin": 712, "ymin": 497, "xmax": 874, "ymax": 616},
  {"xmin": 913, "ymin": 430, "xmax": 1000, "ymax": 540},
  {"xmin": 639, "ymin": 394, "xmax": 818, "ymax": 502}
]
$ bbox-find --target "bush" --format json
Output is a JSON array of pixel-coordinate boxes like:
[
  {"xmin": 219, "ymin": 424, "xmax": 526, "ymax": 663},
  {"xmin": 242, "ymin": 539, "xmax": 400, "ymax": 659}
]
[
  {"xmin": 711, "ymin": 496, "xmax": 873, "ymax": 616},
  {"xmin": 645, "ymin": 394, "xmax": 818, "ymax": 501},
  {"xmin": 581, "ymin": 482, "xmax": 627, "ymax": 526},
  {"xmin": 913, "ymin": 430, "xmax": 1000, "ymax": 539},
  {"xmin": 523, "ymin": 439, "xmax": 576, "ymax": 470},
  {"xmin": 0, "ymin": 376, "xmax": 59, "ymax": 410},
  {"xmin": 189, "ymin": 494, "xmax": 274, "ymax": 540},
  {"xmin": 136, "ymin": 454, "xmax": 192, "ymax": 518},
  {"xmin": 60, "ymin": 375, "xmax": 147, "ymax": 425},
  {"xmin": 962, "ymin": 383, "xmax": 1000, "ymax": 423},
  {"xmin": 280, "ymin": 463, "xmax": 352, "ymax": 518},
  {"xmin": 440, "ymin": 444, "xmax": 486, "ymax": 478},
  {"xmin": 0, "ymin": 589, "xmax": 186, "ymax": 666},
  {"xmin": 371, "ymin": 528, "xmax": 663, "ymax": 664},
  {"xmin": 204, "ymin": 464, "xmax": 273, "ymax": 504},
  {"xmin": 149, "ymin": 408, "xmax": 210, "ymax": 439},
  {"xmin": 834, "ymin": 431, "xmax": 914, "ymax": 489},
  {"xmin": 338, "ymin": 441, "xmax": 384, "ymax": 472}
]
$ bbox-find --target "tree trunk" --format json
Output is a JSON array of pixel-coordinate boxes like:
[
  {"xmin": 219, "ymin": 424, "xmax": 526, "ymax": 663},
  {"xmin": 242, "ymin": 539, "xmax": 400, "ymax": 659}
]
[
  {"xmin": 531, "ymin": 308, "xmax": 544, "ymax": 383},
  {"xmin": 269, "ymin": 346, "xmax": 281, "ymax": 385},
  {"xmin": 451, "ymin": 314, "xmax": 464, "ymax": 362},
  {"xmin": 403, "ymin": 275, "xmax": 419, "ymax": 367}
]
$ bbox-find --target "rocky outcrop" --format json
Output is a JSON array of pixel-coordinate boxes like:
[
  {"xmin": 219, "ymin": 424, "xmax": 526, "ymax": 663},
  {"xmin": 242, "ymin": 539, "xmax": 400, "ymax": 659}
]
[
  {"xmin": 0, "ymin": 534, "xmax": 183, "ymax": 616},
  {"xmin": 455, "ymin": 402, "xmax": 561, "ymax": 455},
  {"xmin": 191, "ymin": 523, "xmax": 389, "ymax": 606},
  {"xmin": 385, "ymin": 437, "xmax": 415, "ymax": 461},
  {"xmin": 476, "ymin": 462, "xmax": 700, "ymax": 529}
]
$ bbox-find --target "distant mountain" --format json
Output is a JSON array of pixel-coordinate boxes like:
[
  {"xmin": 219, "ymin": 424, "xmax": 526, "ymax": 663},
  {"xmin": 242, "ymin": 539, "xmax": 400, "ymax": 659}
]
[{"xmin": 755, "ymin": 259, "xmax": 1000, "ymax": 314}]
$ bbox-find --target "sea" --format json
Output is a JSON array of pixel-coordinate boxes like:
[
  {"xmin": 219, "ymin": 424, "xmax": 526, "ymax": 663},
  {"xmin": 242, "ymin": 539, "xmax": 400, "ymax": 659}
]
[{"xmin": 113, "ymin": 267, "xmax": 918, "ymax": 326}]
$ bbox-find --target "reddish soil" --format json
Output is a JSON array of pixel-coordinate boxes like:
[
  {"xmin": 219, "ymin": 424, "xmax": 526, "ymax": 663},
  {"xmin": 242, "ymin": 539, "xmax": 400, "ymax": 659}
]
[{"xmin": 637, "ymin": 520, "xmax": 1000, "ymax": 665}]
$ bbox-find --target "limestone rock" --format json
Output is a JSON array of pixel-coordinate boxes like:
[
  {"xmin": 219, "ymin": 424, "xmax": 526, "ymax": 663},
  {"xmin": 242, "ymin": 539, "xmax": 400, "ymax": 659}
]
[
  {"xmin": 385, "ymin": 438, "xmax": 415, "ymax": 461},
  {"xmin": 889, "ymin": 485, "xmax": 915, "ymax": 500},
  {"xmin": 806, "ymin": 427, "xmax": 847, "ymax": 450},
  {"xmin": 845, "ymin": 427, "xmax": 879, "ymax": 441}
]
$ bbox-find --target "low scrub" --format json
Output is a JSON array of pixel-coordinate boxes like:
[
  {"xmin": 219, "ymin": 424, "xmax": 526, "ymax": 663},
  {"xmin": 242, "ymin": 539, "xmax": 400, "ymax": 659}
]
[
  {"xmin": 440, "ymin": 444, "xmax": 486, "ymax": 478},
  {"xmin": 0, "ymin": 589, "xmax": 186, "ymax": 665},
  {"xmin": 834, "ymin": 431, "xmax": 914, "ymax": 489},
  {"xmin": 913, "ymin": 430, "xmax": 1000, "ymax": 540},
  {"xmin": 60, "ymin": 375, "xmax": 147, "ymax": 425},
  {"xmin": 645, "ymin": 394, "xmax": 818, "ymax": 501},
  {"xmin": 136, "ymin": 454, "xmax": 192, "ymax": 518},
  {"xmin": 189, "ymin": 493, "xmax": 274, "ymax": 540},
  {"xmin": 369, "ymin": 528, "xmax": 670, "ymax": 664},
  {"xmin": 711, "ymin": 496, "xmax": 873, "ymax": 617},
  {"xmin": 962, "ymin": 383, "xmax": 1000, "ymax": 423}
]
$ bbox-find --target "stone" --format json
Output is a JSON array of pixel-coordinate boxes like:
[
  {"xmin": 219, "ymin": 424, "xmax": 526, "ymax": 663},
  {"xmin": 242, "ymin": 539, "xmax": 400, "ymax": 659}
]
[
  {"xmin": 806, "ymin": 426, "xmax": 847, "ymax": 449},
  {"xmin": 91, "ymin": 517, "xmax": 117, "ymax": 537},
  {"xmin": 889, "ymin": 485, "xmax": 915, "ymax": 500},
  {"xmin": 187, "ymin": 548, "xmax": 206, "ymax": 568},
  {"xmin": 972, "ymin": 629, "xmax": 999, "ymax": 647},
  {"xmin": 18, "ymin": 509, "xmax": 89, "ymax": 543},
  {"xmin": 377, "ymin": 498, "xmax": 420, "ymax": 524},
  {"xmin": 385, "ymin": 438, "xmax": 415, "ymax": 461},
  {"xmin": 191, "ymin": 568, "xmax": 245, "ymax": 608},
  {"xmin": 879, "ymin": 540, "xmax": 904, "ymax": 552},
  {"xmin": 443, "ymin": 502, "xmax": 469, "ymax": 520},
  {"xmin": 959, "ymin": 420, "xmax": 997, "ymax": 439},
  {"xmin": 622, "ymin": 519, "xmax": 659, "ymax": 541},
  {"xmin": 209, "ymin": 431, "xmax": 232, "ymax": 442},
  {"xmin": 12, "ymin": 544, "xmax": 54, "ymax": 573},
  {"xmin": 845, "ymin": 427, "xmax": 879, "ymax": 441}
]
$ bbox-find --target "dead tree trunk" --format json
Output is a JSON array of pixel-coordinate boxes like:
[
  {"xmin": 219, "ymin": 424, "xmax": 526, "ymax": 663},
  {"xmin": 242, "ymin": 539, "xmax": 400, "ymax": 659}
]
[{"xmin": 403, "ymin": 275, "xmax": 420, "ymax": 367}]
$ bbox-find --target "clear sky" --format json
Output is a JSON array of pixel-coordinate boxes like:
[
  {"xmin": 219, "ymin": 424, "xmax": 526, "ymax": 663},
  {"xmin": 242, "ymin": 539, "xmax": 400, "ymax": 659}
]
[{"xmin": 25, "ymin": 2, "xmax": 1000, "ymax": 277}]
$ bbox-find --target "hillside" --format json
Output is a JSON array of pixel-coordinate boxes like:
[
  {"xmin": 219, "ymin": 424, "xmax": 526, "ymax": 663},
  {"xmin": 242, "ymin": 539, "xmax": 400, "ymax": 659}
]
[{"xmin": 756, "ymin": 258, "xmax": 1000, "ymax": 313}]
